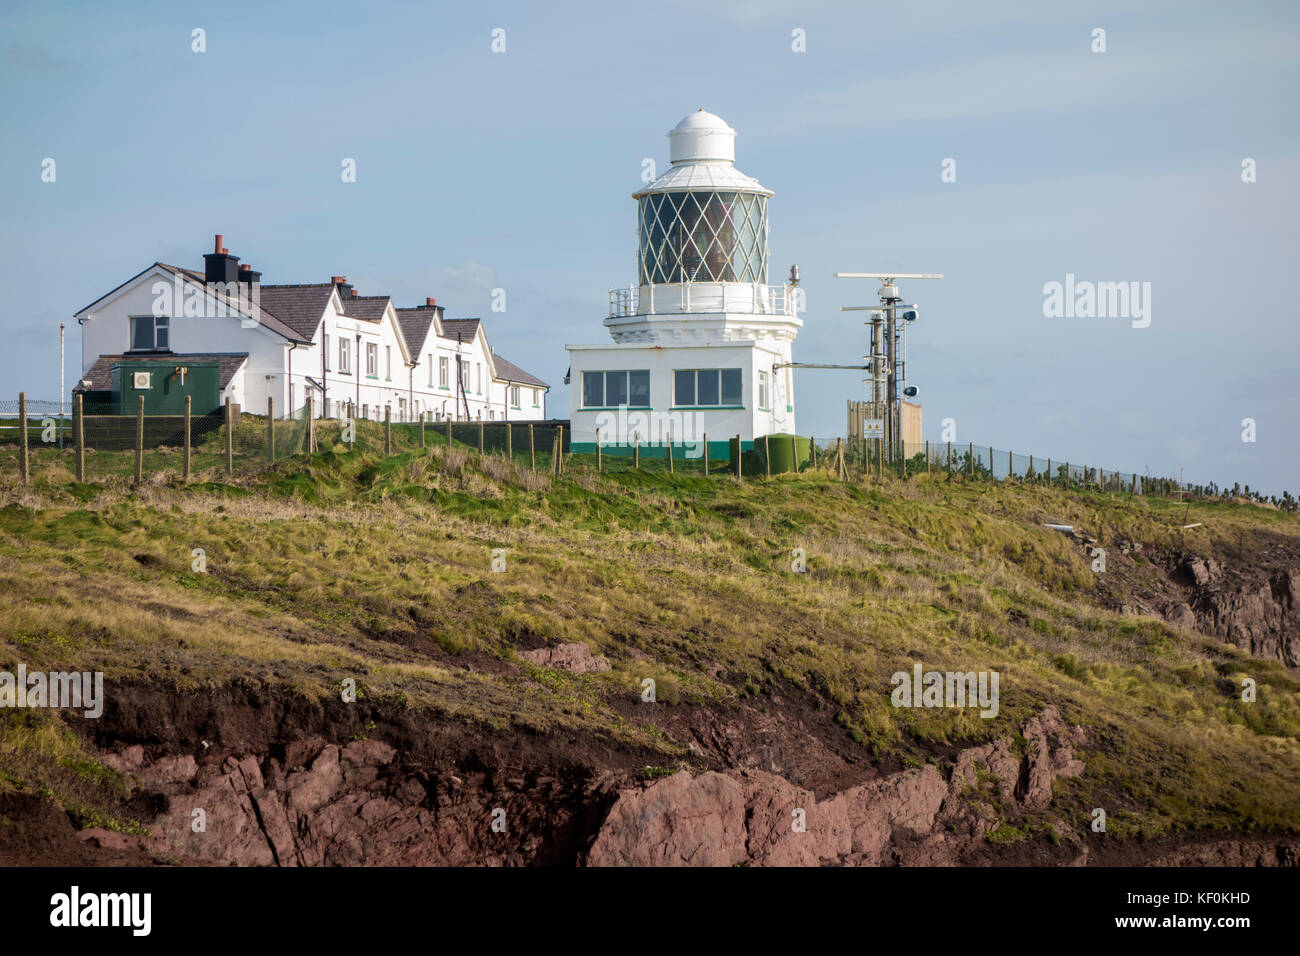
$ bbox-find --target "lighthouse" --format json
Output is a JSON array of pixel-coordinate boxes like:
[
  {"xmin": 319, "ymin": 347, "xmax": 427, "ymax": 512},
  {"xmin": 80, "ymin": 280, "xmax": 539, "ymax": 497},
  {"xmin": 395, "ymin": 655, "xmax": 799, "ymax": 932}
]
[{"xmin": 566, "ymin": 110, "xmax": 802, "ymax": 459}]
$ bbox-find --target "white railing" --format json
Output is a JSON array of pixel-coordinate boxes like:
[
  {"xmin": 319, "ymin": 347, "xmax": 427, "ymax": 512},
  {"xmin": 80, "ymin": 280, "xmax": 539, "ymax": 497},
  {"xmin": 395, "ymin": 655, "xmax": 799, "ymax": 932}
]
[{"xmin": 607, "ymin": 282, "xmax": 800, "ymax": 318}]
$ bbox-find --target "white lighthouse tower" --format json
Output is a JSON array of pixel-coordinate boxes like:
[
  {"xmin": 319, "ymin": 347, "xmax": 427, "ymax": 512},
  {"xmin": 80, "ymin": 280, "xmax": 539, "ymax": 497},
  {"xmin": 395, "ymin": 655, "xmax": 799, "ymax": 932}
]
[{"xmin": 565, "ymin": 110, "xmax": 802, "ymax": 459}]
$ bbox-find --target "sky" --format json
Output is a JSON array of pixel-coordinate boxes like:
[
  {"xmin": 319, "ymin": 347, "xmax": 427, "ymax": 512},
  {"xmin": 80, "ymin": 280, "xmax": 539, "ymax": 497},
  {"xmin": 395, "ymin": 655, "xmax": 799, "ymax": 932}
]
[{"xmin": 1, "ymin": 0, "xmax": 1297, "ymax": 494}]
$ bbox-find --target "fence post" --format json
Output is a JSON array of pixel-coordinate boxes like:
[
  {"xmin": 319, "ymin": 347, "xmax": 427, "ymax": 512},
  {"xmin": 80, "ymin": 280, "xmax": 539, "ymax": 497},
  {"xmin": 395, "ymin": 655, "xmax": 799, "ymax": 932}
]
[
  {"xmin": 667, "ymin": 429, "xmax": 674, "ymax": 474},
  {"xmin": 558, "ymin": 425, "xmax": 564, "ymax": 475},
  {"xmin": 634, "ymin": 435, "xmax": 640, "ymax": 469},
  {"xmin": 1029, "ymin": 454, "xmax": 1034, "ymax": 480},
  {"xmin": 1065, "ymin": 461, "xmax": 1070, "ymax": 487},
  {"xmin": 1007, "ymin": 448, "xmax": 1012, "ymax": 480},
  {"xmin": 764, "ymin": 434, "xmax": 771, "ymax": 478},
  {"xmin": 135, "ymin": 394, "xmax": 144, "ymax": 485},
  {"xmin": 446, "ymin": 417, "xmax": 452, "ymax": 450},
  {"xmin": 989, "ymin": 446, "xmax": 994, "ymax": 481},
  {"xmin": 419, "ymin": 411, "xmax": 425, "ymax": 448},
  {"xmin": 925, "ymin": 439, "xmax": 930, "ymax": 474},
  {"xmin": 385, "ymin": 406, "xmax": 392, "ymax": 455},
  {"xmin": 551, "ymin": 429, "xmax": 559, "ymax": 475},
  {"xmin": 76, "ymin": 393, "xmax": 85, "ymax": 482},
  {"xmin": 1047, "ymin": 458, "xmax": 1051, "ymax": 485},
  {"xmin": 225, "ymin": 397, "xmax": 233, "ymax": 476},
  {"xmin": 835, "ymin": 437, "xmax": 844, "ymax": 481},
  {"xmin": 306, "ymin": 395, "xmax": 315, "ymax": 453},
  {"xmin": 596, "ymin": 428, "xmax": 602, "ymax": 473},
  {"xmin": 968, "ymin": 441, "xmax": 974, "ymax": 477},
  {"xmin": 267, "ymin": 397, "xmax": 275, "ymax": 462},
  {"xmin": 703, "ymin": 433, "xmax": 709, "ymax": 476},
  {"xmin": 946, "ymin": 440, "xmax": 952, "ymax": 474},
  {"xmin": 478, "ymin": 420, "xmax": 484, "ymax": 456},
  {"xmin": 18, "ymin": 392, "xmax": 29, "ymax": 485},
  {"xmin": 810, "ymin": 438, "xmax": 817, "ymax": 469},
  {"xmin": 735, "ymin": 434, "xmax": 742, "ymax": 481},
  {"xmin": 529, "ymin": 423, "xmax": 535, "ymax": 471},
  {"xmin": 183, "ymin": 395, "xmax": 191, "ymax": 480},
  {"xmin": 506, "ymin": 422, "xmax": 512, "ymax": 461}
]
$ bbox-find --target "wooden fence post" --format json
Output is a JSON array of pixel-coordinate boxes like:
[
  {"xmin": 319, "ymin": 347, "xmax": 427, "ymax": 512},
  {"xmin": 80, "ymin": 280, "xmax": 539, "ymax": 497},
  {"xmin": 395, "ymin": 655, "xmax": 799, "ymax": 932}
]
[
  {"xmin": 703, "ymin": 433, "xmax": 709, "ymax": 476},
  {"xmin": 267, "ymin": 396, "xmax": 275, "ymax": 462},
  {"xmin": 1047, "ymin": 458, "xmax": 1051, "ymax": 485},
  {"xmin": 835, "ymin": 437, "xmax": 844, "ymax": 481},
  {"xmin": 734, "ymin": 434, "xmax": 742, "ymax": 481},
  {"xmin": 135, "ymin": 394, "xmax": 144, "ymax": 485},
  {"xmin": 1007, "ymin": 448, "xmax": 1012, "ymax": 480},
  {"xmin": 634, "ymin": 434, "xmax": 640, "ymax": 469},
  {"xmin": 596, "ymin": 428, "xmax": 602, "ymax": 472},
  {"xmin": 968, "ymin": 441, "xmax": 974, "ymax": 477},
  {"xmin": 18, "ymin": 392, "xmax": 29, "ymax": 485},
  {"xmin": 225, "ymin": 397, "xmax": 233, "ymax": 476},
  {"xmin": 183, "ymin": 395, "xmax": 191, "ymax": 480},
  {"xmin": 76, "ymin": 393, "xmax": 85, "ymax": 482},
  {"xmin": 925, "ymin": 439, "xmax": 930, "ymax": 474},
  {"xmin": 506, "ymin": 422, "xmax": 512, "ymax": 461},
  {"xmin": 764, "ymin": 434, "xmax": 771, "ymax": 479},
  {"xmin": 528, "ymin": 423, "xmax": 535, "ymax": 471},
  {"xmin": 446, "ymin": 417, "xmax": 452, "ymax": 449},
  {"xmin": 667, "ymin": 430, "xmax": 674, "ymax": 474},
  {"xmin": 558, "ymin": 425, "xmax": 564, "ymax": 475},
  {"xmin": 306, "ymin": 395, "xmax": 314, "ymax": 453},
  {"xmin": 385, "ymin": 406, "xmax": 392, "ymax": 455},
  {"xmin": 478, "ymin": 420, "xmax": 484, "ymax": 455},
  {"xmin": 947, "ymin": 440, "xmax": 952, "ymax": 474},
  {"xmin": 419, "ymin": 411, "xmax": 425, "ymax": 448}
]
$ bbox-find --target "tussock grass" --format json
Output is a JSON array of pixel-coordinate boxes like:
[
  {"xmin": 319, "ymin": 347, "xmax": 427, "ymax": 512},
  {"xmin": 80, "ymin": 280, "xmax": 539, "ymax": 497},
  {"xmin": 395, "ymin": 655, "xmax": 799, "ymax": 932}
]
[{"xmin": 0, "ymin": 439, "xmax": 1298, "ymax": 840}]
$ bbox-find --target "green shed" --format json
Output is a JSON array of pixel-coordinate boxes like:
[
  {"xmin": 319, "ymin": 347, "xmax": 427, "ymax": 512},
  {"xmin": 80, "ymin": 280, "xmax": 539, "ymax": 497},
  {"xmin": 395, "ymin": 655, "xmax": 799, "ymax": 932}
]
[{"xmin": 109, "ymin": 360, "xmax": 222, "ymax": 416}]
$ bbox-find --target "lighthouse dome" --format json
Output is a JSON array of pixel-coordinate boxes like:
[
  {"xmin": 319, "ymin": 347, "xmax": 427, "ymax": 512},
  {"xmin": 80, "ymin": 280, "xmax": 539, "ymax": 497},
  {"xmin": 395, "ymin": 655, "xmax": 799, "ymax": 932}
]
[{"xmin": 668, "ymin": 109, "xmax": 736, "ymax": 165}]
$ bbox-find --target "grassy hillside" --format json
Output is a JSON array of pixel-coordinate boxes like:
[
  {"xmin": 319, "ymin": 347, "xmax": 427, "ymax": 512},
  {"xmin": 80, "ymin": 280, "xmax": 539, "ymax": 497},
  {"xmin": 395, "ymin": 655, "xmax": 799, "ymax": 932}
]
[{"xmin": 2, "ymin": 424, "xmax": 1298, "ymax": 845}]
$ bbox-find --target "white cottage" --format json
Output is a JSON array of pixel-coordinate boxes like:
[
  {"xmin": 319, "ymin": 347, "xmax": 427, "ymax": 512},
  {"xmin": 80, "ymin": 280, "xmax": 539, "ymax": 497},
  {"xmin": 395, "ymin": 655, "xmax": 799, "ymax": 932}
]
[
  {"xmin": 73, "ymin": 236, "xmax": 549, "ymax": 423},
  {"xmin": 566, "ymin": 110, "xmax": 802, "ymax": 458}
]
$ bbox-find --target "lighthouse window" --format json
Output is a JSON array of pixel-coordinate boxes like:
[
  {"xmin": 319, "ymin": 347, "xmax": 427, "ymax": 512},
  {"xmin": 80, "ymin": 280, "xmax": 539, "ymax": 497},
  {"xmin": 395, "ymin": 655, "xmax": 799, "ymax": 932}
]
[
  {"xmin": 638, "ymin": 191, "xmax": 768, "ymax": 285},
  {"xmin": 675, "ymin": 368, "xmax": 743, "ymax": 407},
  {"xmin": 582, "ymin": 370, "xmax": 650, "ymax": 408}
]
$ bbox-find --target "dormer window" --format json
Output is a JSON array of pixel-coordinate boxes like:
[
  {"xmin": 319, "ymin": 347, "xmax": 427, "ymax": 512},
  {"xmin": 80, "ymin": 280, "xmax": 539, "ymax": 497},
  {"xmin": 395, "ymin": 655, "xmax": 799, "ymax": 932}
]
[{"xmin": 129, "ymin": 315, "xmax": 169, "ymax": 352}]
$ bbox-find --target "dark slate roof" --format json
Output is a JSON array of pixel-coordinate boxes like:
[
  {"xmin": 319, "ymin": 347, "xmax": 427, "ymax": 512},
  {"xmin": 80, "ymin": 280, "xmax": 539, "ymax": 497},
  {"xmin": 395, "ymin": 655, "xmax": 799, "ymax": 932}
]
[
  {"xmin": 257, "ymin": 283, "xmax": 335, "ymax": 339},
  {"xmin": 490, "ymin": 353, "xmax": 548, "ymax": 388},
  {"xmin": 341, "ymin": 295, "xmax": 390, "ymax": 321},
  {"xmin": 155, "ymin": 264, "xmax": 312, "ymax": 343},
  {"xmin": 74, "ymin": 353, "xmax": 249, "ymax": 392},
  {"xmin": 439, "ymin": 318, "xmax": 480, "ymax": 342},
  {"xmin": 394, "ymin": 306, "xmax": 440, "ymax": 354}
]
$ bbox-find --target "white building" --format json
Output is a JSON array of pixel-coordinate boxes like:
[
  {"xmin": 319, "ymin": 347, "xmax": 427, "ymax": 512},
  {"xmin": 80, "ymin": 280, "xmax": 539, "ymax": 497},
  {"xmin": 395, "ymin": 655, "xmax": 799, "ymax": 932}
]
[
  {"xmin": 566, "ymin": 110, "xmax": 802, "ymax": 458},
  {"xmin": 73, "ymin": 236, "xmax": 549, "ymax": 422}
]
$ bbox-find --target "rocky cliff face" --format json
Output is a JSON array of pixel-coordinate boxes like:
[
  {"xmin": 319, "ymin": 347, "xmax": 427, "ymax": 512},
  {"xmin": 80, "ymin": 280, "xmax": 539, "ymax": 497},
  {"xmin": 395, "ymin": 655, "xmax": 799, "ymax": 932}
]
[{"xmin": 73, "ymin": 707, "xmax": 1091, "ymax": 867}]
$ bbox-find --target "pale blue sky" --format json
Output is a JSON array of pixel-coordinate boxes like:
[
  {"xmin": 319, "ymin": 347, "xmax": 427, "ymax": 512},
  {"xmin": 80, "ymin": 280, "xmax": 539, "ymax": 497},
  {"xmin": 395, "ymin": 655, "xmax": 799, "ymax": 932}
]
[{"xmin": 2, "ymin": 0, "xmax": 1296, "ymax": 493}]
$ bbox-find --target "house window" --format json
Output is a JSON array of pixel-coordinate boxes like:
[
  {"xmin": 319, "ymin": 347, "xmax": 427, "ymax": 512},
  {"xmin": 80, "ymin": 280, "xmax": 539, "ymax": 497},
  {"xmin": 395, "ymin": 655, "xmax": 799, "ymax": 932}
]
[
  {"xmin": 323, "ymin": 334, "xmax": 332, "ymax": 371},
  {"xmin": 439, "ymin": 356, "xmax": 449, "ymax": 388},
  {"xmin": 339, "ymin": 338, "xmax": 351, "ymax": 374},
  {"xmin": 532, "ymin": 388, "xmax": 539, "ymax": 407},
  {"xmin": 758, "ymin": 370, "xmax": 769, "ymax": 410},
  {"xmin": 399, "ymin": 397, "xmax": 406, "ymax": 421},
  {"xmin": 129, "ymin": 316, "xmax": 169, "ymax": 352},
  {"xmin": 476, "ymin": 363, "xmax": 481, "ymax": 394},
  {"xmin": 459, "ymin": 358, "xmax": 469, "ymax": 388},
  {"xmin": 675, "ymin": 369, "xmax": 743, "ymax": 407},
  {"xmin": 366, "ymin": 343, "xmax": 378, "ymax": 377},
  {"xmin": 385, "ymin": 346, "xmax": 392, "ymax": 380},
  {"xmin": 510, "ymin": 385, "xmax": 520, "ymax": 407},
  {"xmin": 427, "ymin": 354, "xmax": 435, "ymax": 387},
  {"xmin": 581, "ymin": 370, "xmax": 649, "ymax": 408}
]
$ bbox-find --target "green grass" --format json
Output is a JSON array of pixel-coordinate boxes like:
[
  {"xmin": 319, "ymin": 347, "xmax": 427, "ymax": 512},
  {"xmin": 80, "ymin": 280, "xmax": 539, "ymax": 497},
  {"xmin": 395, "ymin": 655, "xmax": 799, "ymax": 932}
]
[{"xmin": 0, "ymin": 429, "xmax": 1298, "ymax": 843}]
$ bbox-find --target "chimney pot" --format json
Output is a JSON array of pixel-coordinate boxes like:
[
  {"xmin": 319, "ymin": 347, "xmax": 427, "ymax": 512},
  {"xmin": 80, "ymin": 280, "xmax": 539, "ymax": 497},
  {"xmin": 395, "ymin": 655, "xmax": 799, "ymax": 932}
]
[
  {"xmin": 214, "ymin": 234, "xmax": 223, "ymax": 253},
  {"xmin": 426, "ymin": 297, "xmax": 437, "ymax": 307},
  {"xmin": 331, "ymin": 276, "xmax": 347, "ymax": 284},
  {"xmin": 351, "ymin": 289, "xmax": 358, "ymax": 297}
]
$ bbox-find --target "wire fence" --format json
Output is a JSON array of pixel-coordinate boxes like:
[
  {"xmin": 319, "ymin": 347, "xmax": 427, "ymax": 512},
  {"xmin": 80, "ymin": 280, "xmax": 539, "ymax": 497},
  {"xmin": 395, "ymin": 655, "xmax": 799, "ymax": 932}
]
[{"xmin": 0, "ymin": 394, "xmax": 1240, "ymax": 501}]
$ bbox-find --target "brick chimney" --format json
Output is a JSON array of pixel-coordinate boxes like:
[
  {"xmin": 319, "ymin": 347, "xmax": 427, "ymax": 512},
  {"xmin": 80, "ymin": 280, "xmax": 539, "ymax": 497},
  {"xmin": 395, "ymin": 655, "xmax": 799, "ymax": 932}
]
[
  {"xmin": 331, "ymin": 275, "xmax": 353, "ymax": 299},
  {"xmin": 425, "ymin": 297, "xmax": 437, "ymax": 307}
]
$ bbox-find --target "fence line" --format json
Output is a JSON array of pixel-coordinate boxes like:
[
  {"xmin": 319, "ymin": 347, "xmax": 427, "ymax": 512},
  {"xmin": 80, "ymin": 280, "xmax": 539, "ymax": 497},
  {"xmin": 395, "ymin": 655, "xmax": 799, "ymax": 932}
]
[{"xmin": 0, "ymin": 393, "xmax": 1261, "ymax": 502}]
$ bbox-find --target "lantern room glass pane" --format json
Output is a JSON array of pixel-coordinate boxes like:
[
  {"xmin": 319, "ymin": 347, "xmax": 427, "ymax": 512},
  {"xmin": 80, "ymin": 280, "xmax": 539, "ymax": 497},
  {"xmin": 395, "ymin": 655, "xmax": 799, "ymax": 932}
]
[{"xmin": 638, "ymin": 191, "xmax": 768, "ymax": 285}]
